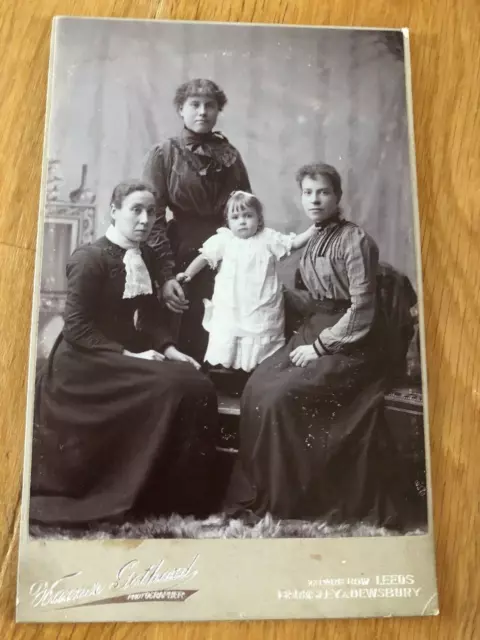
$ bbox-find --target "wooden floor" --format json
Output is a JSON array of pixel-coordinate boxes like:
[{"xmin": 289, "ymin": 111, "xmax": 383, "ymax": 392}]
[{"xmin": 0, "ymin": 0, "xmax": 479, "ymax": 638}]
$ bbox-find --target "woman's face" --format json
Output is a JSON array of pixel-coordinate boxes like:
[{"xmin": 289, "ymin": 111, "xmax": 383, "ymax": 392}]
[
  {"xmin": 300, "ymin": 174, "xmax": 339, "ymax": 224},
  {"xmin": 111, "ymin": 191, "xmax": 156, "ymax": 244},
  {"xmin": 227, "ymin": 207, "xmax": 259, "ymax": 239},
  {"xmin": 180, "ymin": 95, "xmax": 219, "ymax": 134}
]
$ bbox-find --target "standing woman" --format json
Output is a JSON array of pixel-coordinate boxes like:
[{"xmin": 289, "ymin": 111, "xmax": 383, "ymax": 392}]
[
  {"xmin": 226, "ymin": 164, "xmax": 411, "ymax": 531},
  {"xmin": 143, "ymin": 78, "xmax": 252, "ymax": 362},
  {"xmin": 30, "ymin": 180, "xmax": 219, "ymax": 527}
]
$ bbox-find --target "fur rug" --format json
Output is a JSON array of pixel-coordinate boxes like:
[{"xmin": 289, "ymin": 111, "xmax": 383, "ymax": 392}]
[{"xmin": 29, "ymin": 513, "xmax": 426, "ymax": 540}]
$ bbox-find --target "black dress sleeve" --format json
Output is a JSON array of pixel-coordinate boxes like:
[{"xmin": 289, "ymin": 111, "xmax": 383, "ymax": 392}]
[
  {"xmin": 139, "ymin": 296, "xmax": 176, "ymax": 353},
  {"xmin": 235, "ymin": 151, "xmax": 252, "ymax": 193},
  {"xmin": 62, "ymin": 245, "xmax": 124, "ymax": 353},
  {"xmin": 140, "ymin": 246, "xmax": 176, "ymax": 353},
  {"xmin": 143, "ymin": 144, "xmax": 176, "ymax": 285}
]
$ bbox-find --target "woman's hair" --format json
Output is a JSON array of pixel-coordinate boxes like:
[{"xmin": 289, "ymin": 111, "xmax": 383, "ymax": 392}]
[
  {"xmin": 110, "ymin": 179, "xmax": 157, "ymax": 209},
  {"xmin": 225, "ymin": 191, "xmax": 265, "ymax": 231},
  {"xmin": 295, "ymin": 163, "xmax": 343, "ymax": 202},
  {"xmin": 173, "ymin": 79, "xmax": 228, "ymax": 112}
]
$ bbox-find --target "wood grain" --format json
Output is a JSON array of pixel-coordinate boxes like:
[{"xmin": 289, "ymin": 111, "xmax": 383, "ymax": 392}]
[{"xmin": 0, "ymin": 0, "xmax": 478, "ymax": 638}]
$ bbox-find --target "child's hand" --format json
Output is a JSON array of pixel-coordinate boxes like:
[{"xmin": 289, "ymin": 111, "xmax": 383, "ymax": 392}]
[{"xmin": 176, "ymin": 272, "xmax": 191, "ymax": 284}]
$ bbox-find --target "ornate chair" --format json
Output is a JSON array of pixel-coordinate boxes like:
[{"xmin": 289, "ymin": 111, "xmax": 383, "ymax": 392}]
[{"xmin": 36, "ymin": 162, "xmax": 96, "ymax": 371}]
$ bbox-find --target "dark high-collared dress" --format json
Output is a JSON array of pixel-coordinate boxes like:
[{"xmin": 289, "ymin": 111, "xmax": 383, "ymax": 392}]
[
  {"xmin": 225, "ymin": 216, "xmax": 415, "ymax": 530},
  {"xmin": 143, "ymin": 128, "xmax": 251, "ymax": 362},
  {"xmin": 30, "ymin": 236, "xmax": 219, "ymax": 527}
]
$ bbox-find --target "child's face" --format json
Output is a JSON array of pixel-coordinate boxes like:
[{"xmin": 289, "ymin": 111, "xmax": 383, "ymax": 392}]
[
  {"xmin": 111, "ymin": 191, "xmax": 156, "ymax": 243},
  {"xmin": 301, "ymin": 174, "xmax": 338, "ymax": 224},
  {"xmin": 180, "ymin": 95, "xmax": 219, "ymax": 134},
  {"xmin": 227, "ymin": 207, "xmax": 259, "ymax": 239}
]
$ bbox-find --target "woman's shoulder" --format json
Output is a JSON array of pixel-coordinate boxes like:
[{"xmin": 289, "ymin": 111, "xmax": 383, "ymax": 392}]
[
  {"xmin": 211, "ymin": 131, "xmax": 236, "ymax": 147},
  {"xmin": 212, "ymin": 131, "xmax": 245, "ymax": 158},
  {"xmin": 145, "ymin": 137, "xmax": 185, "ymax": 163},
  {"xmin": 339, "ymin": 220, "xmax": 378, "ymax": 251},
  {"xmin": 147, "ymin": 132, "xmax": 238, "ymax": 150},
  {"xmin": 67, "ymin": 237, "xmax": 114, "ymax": 271},
  {"xmin": 161, "ymin": 135, "xmax": 182, "ymax": 148},
  {"xmin": 69, "ymin": 238, "xmax": 103, "ymax": 259},
  {"xmin": 146, "ymin": 138, "xmax": 177, "ymax": 157}
]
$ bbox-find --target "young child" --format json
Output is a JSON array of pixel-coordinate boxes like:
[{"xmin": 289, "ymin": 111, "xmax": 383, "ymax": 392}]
[{"xmin": 176, "ymin": 191, "xmax": 316, "ymax": 372}]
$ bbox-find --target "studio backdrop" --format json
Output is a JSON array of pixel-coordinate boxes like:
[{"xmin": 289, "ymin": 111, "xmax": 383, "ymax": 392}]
[{"xmin": 47, "ymin": 20, "xmax": 417, "ymax": 285}]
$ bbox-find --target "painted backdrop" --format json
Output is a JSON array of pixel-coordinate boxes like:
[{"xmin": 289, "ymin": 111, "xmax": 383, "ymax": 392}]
[{"xmin": 47, "ymin": 19, "xmax": 418, "ymax": 286}]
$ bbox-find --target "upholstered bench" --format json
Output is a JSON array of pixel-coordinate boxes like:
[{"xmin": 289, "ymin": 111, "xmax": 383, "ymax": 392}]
[{"xmin": 218, "ymin": 386, "xmax": 423, "ymax": 446}]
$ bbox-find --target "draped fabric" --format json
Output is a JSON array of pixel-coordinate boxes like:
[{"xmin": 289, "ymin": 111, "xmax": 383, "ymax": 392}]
[{"xmin": 48, "ymin": 21, "xmax": 417, "ymax": 287}]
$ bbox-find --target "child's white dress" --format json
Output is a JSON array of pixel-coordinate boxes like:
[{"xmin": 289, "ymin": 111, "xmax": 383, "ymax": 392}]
[{"xmin": 200, "ymin": 227, "xmax": 295, "ymax": 372}]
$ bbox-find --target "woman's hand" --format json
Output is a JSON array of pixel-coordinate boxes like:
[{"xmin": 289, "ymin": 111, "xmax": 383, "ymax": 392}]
[
  {"xmin": 124, "ymin": 349, "xmax": 165, "ymax": 361},
  {"xmin": 162, "ymin": 278, "xmax": 189, "ymax": 314},
  {"xmin": 163, "ymin": 345, "xmax": 201, "ymax": 370},
  {"xmin": 176, "ymin": 272, "xmax": 191, "ymax": 284},
  {"xmin": 289, "ymin": 345, "xmax": 319, "ymax": 367}
]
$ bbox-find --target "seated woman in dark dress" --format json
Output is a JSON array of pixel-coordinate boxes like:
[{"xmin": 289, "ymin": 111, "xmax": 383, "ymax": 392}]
[
  {"xmin": 30, "ymin": 180, "xmax": 219, "ymax": 527},
  {"xmin": 225, "ymin": 163, "xmax": 409, "ymax": 531},
  {"xmin": 143, "ymin": 78, "xmax": 252, "ymax": 362}
]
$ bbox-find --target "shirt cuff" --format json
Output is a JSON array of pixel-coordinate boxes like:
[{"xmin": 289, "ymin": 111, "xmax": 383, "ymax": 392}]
[
  {"xmin": 313, "ymin": 335, "xmax": 330, "ymax": 356},
  {"xmin": 156, "ymin": 339, "xmax": 176, "ymax": 354}
]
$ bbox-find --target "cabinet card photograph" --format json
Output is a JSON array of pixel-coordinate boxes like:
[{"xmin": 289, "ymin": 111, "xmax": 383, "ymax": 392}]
[{"xmin": 17, "ymin": 17, "xmax": 438, "ymax": 622}]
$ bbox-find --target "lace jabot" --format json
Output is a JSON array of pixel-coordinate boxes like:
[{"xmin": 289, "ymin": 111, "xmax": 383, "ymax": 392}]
[{"xmin": 105, "ymin": 226, "xmax": 153, "ymax": 299}]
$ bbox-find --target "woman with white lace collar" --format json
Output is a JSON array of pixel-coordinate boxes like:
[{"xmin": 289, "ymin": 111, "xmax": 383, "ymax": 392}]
[{"xmin": 30, "ymin": 180, "xmax": 220, "ymax": 528}]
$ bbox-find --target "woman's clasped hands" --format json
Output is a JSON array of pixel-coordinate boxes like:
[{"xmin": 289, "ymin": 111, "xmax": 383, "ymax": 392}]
[{"xmin": 124, "ymin": 345, "xmax": 201, "ymax": 369}]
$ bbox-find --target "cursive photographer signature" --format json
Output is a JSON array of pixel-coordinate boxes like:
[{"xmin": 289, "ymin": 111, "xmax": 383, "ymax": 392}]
[{"xmin": 29, "ymin": 555, "xmax": 200, "ymax": 608}]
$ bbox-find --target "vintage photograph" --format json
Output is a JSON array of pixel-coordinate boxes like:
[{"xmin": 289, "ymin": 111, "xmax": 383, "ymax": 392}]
[{"xmin": 27, "ymin": 19, "xmax": 428, "ymax": 543}]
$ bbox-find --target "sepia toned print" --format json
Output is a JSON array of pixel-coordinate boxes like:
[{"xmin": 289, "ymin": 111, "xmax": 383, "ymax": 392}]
[{"xmin": 17, "ymin": 17, "xmax": 437, "ymax": 622}]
